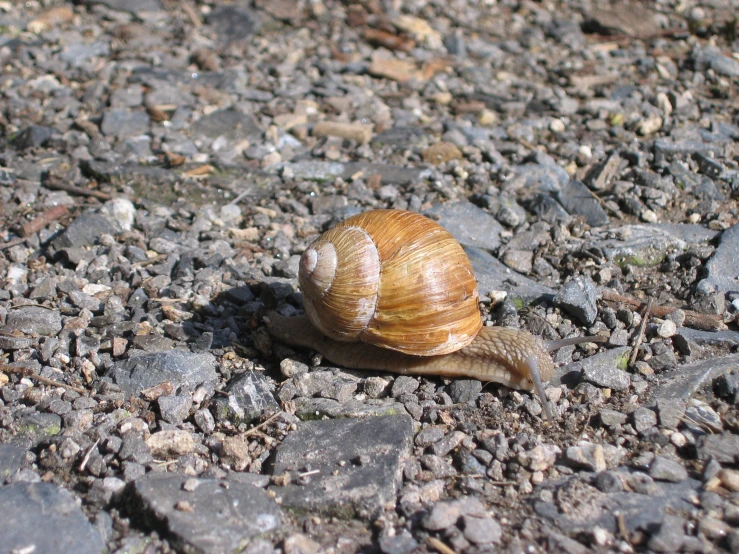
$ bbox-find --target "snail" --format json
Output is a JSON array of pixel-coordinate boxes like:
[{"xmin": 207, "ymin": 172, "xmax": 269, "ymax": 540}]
[{"xmin": 265, "ymin": 209, "xmax": 602, "ymax": 420}]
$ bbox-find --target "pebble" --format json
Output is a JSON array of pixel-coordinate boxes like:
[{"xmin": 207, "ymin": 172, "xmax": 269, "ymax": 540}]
[{"xmin": 649, "ymin": 456, "xmax": 688, "ymax": 482}]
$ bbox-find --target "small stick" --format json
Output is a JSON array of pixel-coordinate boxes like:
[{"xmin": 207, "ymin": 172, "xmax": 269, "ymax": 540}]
[
  {"xmin": 21, "ymin": 205, "xmax": 69, "ymax": 237},
  {"xmin": 427, "ymin": 537, "xmax": 458, "ymax": 554},
  {"xmin": 629, "ymin": 298, "xmax": 653, "ymax": 366},
  {"xmin": 601, "ymin": 288, "xmax": 726, "ymax": 331},
  {"xmin": 0, "ymin": 237, "xmax": 26, "ymax": 251},
  {"xmin": 44, "ymin": 177, "xmax": 113, "ymax": 201},
  {"xmin": 242, "ymin": 412, "xmax": 283, "ymax": 437},
  {"xmin": 0, "ymin": 364, "xmax": 87, "ymax": 394},
  {"xmin": 79, "ymin": 438, "xmax": 100, "ymax": 472}
]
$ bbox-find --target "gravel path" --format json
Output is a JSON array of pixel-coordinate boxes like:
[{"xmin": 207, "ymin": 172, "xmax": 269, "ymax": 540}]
[{"xmin": 1, "ymin": 1, "xmax": 739, "ymax": 553}]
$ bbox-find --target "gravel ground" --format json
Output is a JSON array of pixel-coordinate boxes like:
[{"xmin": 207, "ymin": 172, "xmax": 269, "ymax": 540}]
[{"xmin": 1, "ymin": 0, "xmax": 739, "ymax": 553}]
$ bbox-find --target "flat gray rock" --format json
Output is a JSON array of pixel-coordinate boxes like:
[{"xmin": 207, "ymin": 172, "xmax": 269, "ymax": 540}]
[
  {"xmin": 129, "ymin": 474, "xmax": 281, "ymax": 554},
  {"xmin": 586, "ymin": 224, "xmax": 716, "ymax": 267},
  {"xmin": 556, "ymin": 179, "xmax": 609, "ymax": 227},
  {"xmin": 0, "ymin": 443, "xmax": 26, "ymax": 482},
  {"xmin": 6, "ymin": 306, "xmax": 62, "ymax": 337},
  {"xmin": 647, "ymin": 353, "xmax": 739, "ymax": 404},
  {"xmin": 552, "ymin": 346, "xmax": 631, "ymax": 389},
  {"xmin": 0, "ymin": 483, "xmax": 105, "ymax": 554},
  {"xmin": 554, "ymin": 276, "xmax": 598, "ymax": 326},
  {"xmin": 464, "ymin": 245, "xmax": 554, "ymax": 301},
  {"xmin": 191, "ymin": 109, "xmax": 262, "ymax": 142},
  {"xmin": 106, "ymin": 350, "xmax": 217, "ymax": 396},
  {"xmin": 697, "ymin": 223, "xmax": 739, "ymax": 295},
  {"xmin": 50, "ymin": 211, "xmax": 120, "ymax": 251},
  {"xmin": 535, "ymin": 476, "xmax": 700, "ymax": 536},
  {"xmin": 269, "ymin": 415, "xmax": 414, "ymax": 518},
  {"xmin": 292, "ymin": 397, "xmax": 409, "ymax": 420},
  {"xmin": 426, "ymin": 201, "xmax": 503, "ymax": 251}
]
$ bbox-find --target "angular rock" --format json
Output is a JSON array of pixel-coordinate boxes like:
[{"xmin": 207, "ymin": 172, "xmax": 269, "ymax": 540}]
[
  {"xmin": 214, "ymin": 370, "xmax": 280, "ymax": 424},
  {"xmin": 6, "ymin": 306, "xmax": 62, "ymax": 337},
  {"xmin": 0, "ymin": 483, "xmax": 105, "ymax": 554},
  {"xmin": 578, "ymin": 346, "xmax": 631, "ymax": 391},
  {"xmin": 556, "ymin": 179, "xmax": 609, "ymax": 226},
  {"xmin": 129, "ymin": 474, "xmax": 281, "ymax": 553},
  {"xmin": 106, "ymin": 350, "xmax": 217, "ymax": 396},
  {"xmin": 648, "ymin": 353, "xmax": 739, "ymax": 403},
  {"xmin": 269, "ymin": 415, "xmax": 414, "ymax": 518},
  {"xmin": 425, "ymin": 200, "xmax": 503, "ymax": 251},
  {"xmin": 554, "ymin": 276, "xmax": 598, "ymax": 325},
  {"xmin": 0, "ymin": 443, "xmax": 26, "ymax": 482},
  {"xmin": 697, "ymin": 224, "xmax": 739, "ymax": 296},
  {"xmin": 649, "ymin": 456, "xmax": 688, "ymax": 482}
]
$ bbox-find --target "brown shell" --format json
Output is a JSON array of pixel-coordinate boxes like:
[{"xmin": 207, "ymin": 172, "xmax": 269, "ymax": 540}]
[{"xmin": 299, "ymin": 209, "xmax": 482, "ymax": 356}]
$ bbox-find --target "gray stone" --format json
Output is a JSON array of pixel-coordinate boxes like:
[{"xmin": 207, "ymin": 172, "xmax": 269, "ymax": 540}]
[
  {"xmin": 647, "ymin": 514, "xmax": 687, "ymax": 552},
  {"xmin": 697, "ymin": 224, "xmax": 739, "ymax": 296},
  {"xmin": 632, "ymin": 407, "xmax": 658, "ymax": 434},
  {"xmin": 6, "ymin": 306, "xmax": 62, "ymax": 337},
  {"xmin": 587, "ymin": 224, "xmax": 716, "ymax": 267},
  {"xmin": 15, "ymin": 125, "xmax": 53, "ymax": 149},
  {"xmin": 431, "ymin": 431, "xmax": 466, "ymax": 457},
  {"xmin": 464, "ymin": 245, "xmax": 554, "ymax": 301},
  {"xmin": 0, "ymin": 443, "xmax": 25, "ymax": 482},
  {"xmin": 694, "ymin": 46, "xmax": 739, "ymax": 78},
  {"xmin": 192, "ymin": 109, "xmax": 262, "ymax": 142},
  {"xmin": 648, "ymin": 353, "xmax": 739, "ymax": 403},
  {"xmin": 656, "ymin": 398, "xmax": 686, "ymax": 430},
  {"xmin": 50, "ymin": 212, "xmax": 119, "ymax": 251},
  {"xmin": 599, "ymin": 409, "xmax": 628, "ymax": 427},
  {"xmin": 0, "ymin": 483, "xmax": 105, "ymax": 554},
  {"xmin": 378, "ymin": 529, "xmax": 419, "ymax": 554},
  {"xmin": 129, "ymin": 473, "xmax": 281, "ymax": 553},
  {"xmin": 157, "ymin": 395, "xmax": 192, "ymax": 425},
  {"xmin": 292, "ymin": 397, "xmax": 408, "ymax": 420},
  {"xmin": 462, "ymin": 513, "xmax": 502, "ymax": 545},
  {"xmin": 578, "ymin": 346, "xmax": 631, "ymax": 391},
  {"xmin": 556, "ymin": 179, "xmax": 609, "ymax": 226},
  {"xmin": 269, "ymin": 415, "xmax": 414, "ymax": 518},
  {"xmin": 554, "ymin": 276, "xmax": 598, "ymax": 325},
  {"xmin": 214, "ymin": 370, "xmax": 279, "ymax": 424},
  {"xmin": 448, "ymin": 380, "xmax": 482, "ymax": 403},
  {"xmin": 61, "ymin": 42, "xmax": 110, "ymax": 66},
  {"xmin": 207, "ymin": 5, "xmax": 262, "ymax": 45},
  {"xmin": 391, "ymin": 376, "xmax": 419, "ymax": 397},
  {"xmin": 649, "ymin": 456, "xmax": 688, "ymax": 482},
  {"xmin": 684, "ymin": 403, "xmax": 723, "ymax": 433},
  {"xmin": 415, "ymin": 426, "xmax": 445, "ymax": 447},
  {"xmin": 696, "ymin": 433, "xmax": 739, "ymax": 464},
  {"xmin": 425, "ymin": 201, "xmax": 503, "ymax": 251},
  {"xmin": 594, "ymin": 471, "xmax": 625, "ymax": 493},
  {"xmin": 100, "ymin": 110, "xmax": 150, "ymax": 138},
  {"xmin": 534, "ymin": 477, "xmax": 700, "ymax": 536},
  {"xmin": 106, "ymin": 350, "xmax": 217, "ymax": 396},
  {"xmin": 12, "ymin": 412, "xmax": 61, "ymax": 447}
]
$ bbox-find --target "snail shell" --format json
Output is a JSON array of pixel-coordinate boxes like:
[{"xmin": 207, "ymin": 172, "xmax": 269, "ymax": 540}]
[{"xmin": 299, "ymin": 209, "xmax": 482, "ymax": 356}]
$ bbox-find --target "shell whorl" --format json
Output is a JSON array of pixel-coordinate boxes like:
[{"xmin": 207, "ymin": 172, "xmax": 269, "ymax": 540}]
[{"xmin": 298, "ymin": 210, "xmax": 482, "ymax": 356}]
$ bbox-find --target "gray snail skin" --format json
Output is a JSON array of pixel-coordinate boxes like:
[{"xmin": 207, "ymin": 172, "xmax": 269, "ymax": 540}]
[{"xmin": 266, "ymin": 209, "xmax": 602, "ymax": 421}]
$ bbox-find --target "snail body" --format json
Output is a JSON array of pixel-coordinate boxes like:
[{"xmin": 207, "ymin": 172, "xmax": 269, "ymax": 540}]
[{"xmin": 268, "ymin": 209, "xmax": 595, "ymax": 420}]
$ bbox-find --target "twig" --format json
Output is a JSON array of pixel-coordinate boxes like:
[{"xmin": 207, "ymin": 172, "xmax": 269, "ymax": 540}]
[
  {"xmin": 0, "ymin": 364, "xmax": 88, "ymax": 394},
  {"xmin": 44, "ymin": 177, "xmax": 113, "ymax": 201},
  {"xmin": 629, "ymin": 298, "xmax": 653, "ymax": 366},
  {"xmin": 601, "ymin": 288, "xmax": 726, "ymax": 331},
  {"xmin": 21, "ymin": 205, "xmax": 69, "ymax": 237},
  {"xmin": 0, "ymin": 237, "xmax": 26, "ymax": 251},
  {"xmin": 79, "ymin": 438, "xmax": 100, "ymax": 472},
  {"xmin": 427, "ymin": 537, "xmax": 458, "ymax": 554},
  {"xmin": 182, "ymin": 2, "xmax": 202, "ymax": 28},
  {"xmin": 242, "ymin": 412, "xmax": 283, "ymax": 437}
]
